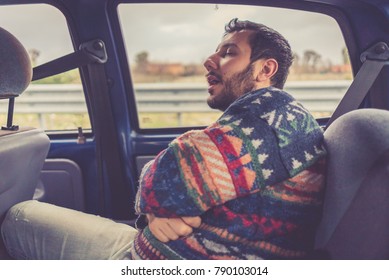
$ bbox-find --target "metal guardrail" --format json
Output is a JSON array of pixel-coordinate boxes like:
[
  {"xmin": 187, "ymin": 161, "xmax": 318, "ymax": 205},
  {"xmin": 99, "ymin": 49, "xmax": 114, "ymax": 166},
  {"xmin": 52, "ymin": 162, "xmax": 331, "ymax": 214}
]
[
  {"xmin": 0, "ymin": 80, "xmax": 351, "ymax": 128},
  {"xmin": 134, "ymin": 80, "xmax": 350, "ymax": 114}
]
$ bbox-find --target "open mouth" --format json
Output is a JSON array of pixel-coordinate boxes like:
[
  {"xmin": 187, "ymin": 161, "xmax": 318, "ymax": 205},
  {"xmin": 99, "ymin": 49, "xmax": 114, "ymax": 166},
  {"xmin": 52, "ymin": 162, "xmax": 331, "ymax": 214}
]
[{"xmin": 206, "ymin": 72, "xmax": 222, "ymax": 86}]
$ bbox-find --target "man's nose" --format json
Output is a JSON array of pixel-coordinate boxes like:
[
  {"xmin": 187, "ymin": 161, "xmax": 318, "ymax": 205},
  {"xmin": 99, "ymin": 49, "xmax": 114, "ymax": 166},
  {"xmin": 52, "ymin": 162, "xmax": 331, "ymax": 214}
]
[{"xmin": 203, "ymin": 54, "xmax": 218, "ymax": 71}]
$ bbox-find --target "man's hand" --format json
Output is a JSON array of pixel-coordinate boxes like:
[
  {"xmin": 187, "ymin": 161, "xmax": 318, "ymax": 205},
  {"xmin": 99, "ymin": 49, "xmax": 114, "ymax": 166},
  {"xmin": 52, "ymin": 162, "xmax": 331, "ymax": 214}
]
[{"xmin": 146, "ymin": 214, "xmax": 201, "ymax": 243}]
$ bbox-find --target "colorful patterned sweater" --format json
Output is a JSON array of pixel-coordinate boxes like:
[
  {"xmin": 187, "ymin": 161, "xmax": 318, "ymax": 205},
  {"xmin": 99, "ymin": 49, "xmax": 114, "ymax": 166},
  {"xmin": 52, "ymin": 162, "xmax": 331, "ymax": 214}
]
[{"xmin": 130, "ymin": 87, "xmax": 326, "ymax": 259}]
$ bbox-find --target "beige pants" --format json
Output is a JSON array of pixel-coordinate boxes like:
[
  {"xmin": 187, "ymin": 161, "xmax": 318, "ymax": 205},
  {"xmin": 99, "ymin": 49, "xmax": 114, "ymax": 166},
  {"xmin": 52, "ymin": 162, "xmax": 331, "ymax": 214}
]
[{"xmin": 1, "ymin": 200, "xmax": 138, "ymax": 259}]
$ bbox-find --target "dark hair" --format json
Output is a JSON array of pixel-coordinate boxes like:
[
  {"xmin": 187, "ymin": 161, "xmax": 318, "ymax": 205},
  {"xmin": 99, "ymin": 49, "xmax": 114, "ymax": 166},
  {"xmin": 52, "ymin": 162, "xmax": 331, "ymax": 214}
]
[{"xmin": 225, "ymin": 18, "xmax": 293, "ymax": 89}]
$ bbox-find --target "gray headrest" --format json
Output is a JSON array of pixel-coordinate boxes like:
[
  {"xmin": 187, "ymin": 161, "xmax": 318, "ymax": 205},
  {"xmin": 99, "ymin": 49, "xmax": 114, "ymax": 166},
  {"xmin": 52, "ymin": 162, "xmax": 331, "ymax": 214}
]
[{"xmin": 0, "ymin": 27, "xmax": 32, "ymax": 99}]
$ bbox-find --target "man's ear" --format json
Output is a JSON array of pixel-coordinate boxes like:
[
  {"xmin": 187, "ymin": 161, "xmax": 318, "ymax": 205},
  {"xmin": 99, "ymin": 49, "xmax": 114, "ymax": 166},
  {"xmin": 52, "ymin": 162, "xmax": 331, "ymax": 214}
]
[{"xmin": 254, "ymin": 58, "xmax": 278, "ymax": 83}]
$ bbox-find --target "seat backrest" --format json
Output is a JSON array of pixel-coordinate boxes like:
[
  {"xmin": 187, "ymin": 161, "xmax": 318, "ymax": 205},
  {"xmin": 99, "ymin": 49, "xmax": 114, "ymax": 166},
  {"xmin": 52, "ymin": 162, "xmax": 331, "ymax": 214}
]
[
  {"xmin": 315, "ymin": 108, "xmax": 389, "ymax": 259},
  {"xmin": 0, "ymin": 27, "xmax": 50, "ymax": 222}
]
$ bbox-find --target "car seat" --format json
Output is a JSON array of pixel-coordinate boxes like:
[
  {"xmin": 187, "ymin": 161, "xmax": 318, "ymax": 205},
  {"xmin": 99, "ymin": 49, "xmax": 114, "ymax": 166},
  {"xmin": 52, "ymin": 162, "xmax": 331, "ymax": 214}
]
[
  {"xmin": 315, "ymin": 108, "xmax": 389, "ymax": 259},
  {"xmin": 0, "ymin": 27, "xmax": 50, "ymax": 257}
]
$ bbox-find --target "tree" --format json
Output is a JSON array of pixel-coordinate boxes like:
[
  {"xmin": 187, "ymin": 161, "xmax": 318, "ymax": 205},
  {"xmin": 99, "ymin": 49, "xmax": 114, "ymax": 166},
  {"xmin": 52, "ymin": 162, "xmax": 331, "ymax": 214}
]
[
  {"xmin": 291, "ymin": 52, "xmax": 301, "ymax": 74},
  {"xmin": 28, "ymin": 48, "xmax": 40, "ymax": 67},
  {"xmin": 342, "ymin": 47, "xmax": 351, "ymax": 65},
  {"xmin": 135, "ymin": 51, "xmax": 149, "ymax": 73},
  {"xmin": 302, "ymin": 50, "xmax": 322, "ymax": 73}
]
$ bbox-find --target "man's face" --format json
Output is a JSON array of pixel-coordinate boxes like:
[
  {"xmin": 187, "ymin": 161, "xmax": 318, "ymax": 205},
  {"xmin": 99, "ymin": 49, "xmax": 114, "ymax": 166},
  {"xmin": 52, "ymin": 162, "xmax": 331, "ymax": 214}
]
[{"xmin": 204, "ymin": 30, "xmax": 256, "ymax": 111}]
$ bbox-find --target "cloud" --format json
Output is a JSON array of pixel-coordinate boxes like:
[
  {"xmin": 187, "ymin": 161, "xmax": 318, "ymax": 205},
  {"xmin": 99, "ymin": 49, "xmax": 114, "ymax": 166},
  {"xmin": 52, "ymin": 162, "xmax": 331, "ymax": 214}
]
[
  {"xmin": 0, "ymin": 3, "xmax": 346, "ymax": 66},
  {"xmin": 0, "ymin": 4, "xmax": 73, "ymax": 64},
  {"xmin": 119, "ymin": 4, "xmax": 346, "ymax": 64}
]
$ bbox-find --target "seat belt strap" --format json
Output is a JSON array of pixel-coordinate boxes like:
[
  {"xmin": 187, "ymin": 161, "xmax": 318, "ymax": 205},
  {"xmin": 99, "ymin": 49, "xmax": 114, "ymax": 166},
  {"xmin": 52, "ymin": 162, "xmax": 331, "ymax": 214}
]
[
  {"xmin": 32, "ymin": 51, "xmax": 90, "ymax": 81},
  {"xmin": 32, "ymin": 40, "xmax": 107, "ymax": 81},
  {"xmin": 85, "ymin": 62, "xmax": 131, "ymax": 218},
  {"xmin": 79, "ymin": 40, "xmax": 131, "ymax": 218},
  {"xmin": 326, "ymin": 42, "xmax": 389, "ymax": 129}
]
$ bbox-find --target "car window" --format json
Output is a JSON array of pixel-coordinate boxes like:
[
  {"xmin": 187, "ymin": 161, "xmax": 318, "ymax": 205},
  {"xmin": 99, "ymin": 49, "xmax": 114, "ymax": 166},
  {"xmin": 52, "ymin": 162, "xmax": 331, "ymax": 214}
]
[
  {"xmin": 0, "ymin": 4, "xmax": 91, "ymax": 131},
  {"xmin": 118, "ymin": 3, "xmax": 351, "ymax": 129}
]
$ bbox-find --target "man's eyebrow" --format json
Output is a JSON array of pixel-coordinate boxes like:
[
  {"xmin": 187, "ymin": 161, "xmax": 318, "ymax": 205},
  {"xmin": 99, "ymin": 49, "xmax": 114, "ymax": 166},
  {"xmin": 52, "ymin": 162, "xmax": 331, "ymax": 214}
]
[{"xmin": 215, "ymin": 43, "xmax": 239, "ymax": 52}]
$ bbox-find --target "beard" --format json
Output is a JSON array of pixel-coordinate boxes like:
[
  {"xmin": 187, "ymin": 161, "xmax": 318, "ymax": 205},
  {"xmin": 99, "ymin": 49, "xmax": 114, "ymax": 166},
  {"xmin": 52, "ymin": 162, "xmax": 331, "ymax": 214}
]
[{"xmin": 207, "ymin": 64, "xmax": 256, "ymax": 111}]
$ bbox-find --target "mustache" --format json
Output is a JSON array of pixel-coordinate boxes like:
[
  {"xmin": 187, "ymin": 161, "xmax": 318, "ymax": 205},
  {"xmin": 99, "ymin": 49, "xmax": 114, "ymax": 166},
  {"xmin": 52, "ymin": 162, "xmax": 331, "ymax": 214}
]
[{"xmin": 205, "ymin": 71, "xmax": 222, "ymax": 81}]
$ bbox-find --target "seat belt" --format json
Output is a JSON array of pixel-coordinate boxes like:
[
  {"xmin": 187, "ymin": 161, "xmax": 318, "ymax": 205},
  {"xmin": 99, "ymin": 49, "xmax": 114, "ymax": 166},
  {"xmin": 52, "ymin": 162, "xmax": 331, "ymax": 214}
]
[
  {"xmin": 326, "ymin": 42, "xmax": 389, "ymax": 129},
  {"xmin": 32, "ymin": 51, "xmax": 92, "ymax": 81},
  {"xmin": 84, "ymin": 58, "xmax": 132, "ymax": 219},
  {"xmin": 32, "ymin": 40, "xmax": 131, "ymax": 218}
]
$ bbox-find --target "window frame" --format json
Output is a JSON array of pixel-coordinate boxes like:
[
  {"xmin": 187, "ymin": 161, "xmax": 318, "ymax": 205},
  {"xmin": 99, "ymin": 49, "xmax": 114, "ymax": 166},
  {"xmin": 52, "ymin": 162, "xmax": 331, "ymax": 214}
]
[{"xmin": 112, "ymin": 0, "xmax": 356, "ymax": 133}]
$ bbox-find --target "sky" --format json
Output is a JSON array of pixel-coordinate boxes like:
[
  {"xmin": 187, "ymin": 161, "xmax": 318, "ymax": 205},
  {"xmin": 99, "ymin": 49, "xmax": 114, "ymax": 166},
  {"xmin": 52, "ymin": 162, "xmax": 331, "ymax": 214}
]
[{"xmin": 0, "ymin": 3, "xmax": 347, "ymax": 66}]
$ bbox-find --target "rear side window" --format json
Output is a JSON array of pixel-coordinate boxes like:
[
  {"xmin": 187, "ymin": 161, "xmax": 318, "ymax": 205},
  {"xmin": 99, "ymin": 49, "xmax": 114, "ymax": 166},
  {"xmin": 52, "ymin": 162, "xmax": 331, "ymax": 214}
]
[
  {"xmin": 0, "ymin": 4, "xmax": 91, "ymax": 131},
  {"xmin": 118, "ymin": 3, "xmax": 351, "ymax": 129}
]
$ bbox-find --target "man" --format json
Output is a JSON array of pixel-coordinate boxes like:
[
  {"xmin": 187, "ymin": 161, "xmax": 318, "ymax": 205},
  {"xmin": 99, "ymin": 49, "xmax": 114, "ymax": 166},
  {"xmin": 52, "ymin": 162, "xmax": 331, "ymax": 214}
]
[
  {"xmin": 130, "ymin": 18, "xmax": 326, "ymax": 260},
  {"xmin": 1, "ymin": 18, "xmax": 326, "ymax": 260}
]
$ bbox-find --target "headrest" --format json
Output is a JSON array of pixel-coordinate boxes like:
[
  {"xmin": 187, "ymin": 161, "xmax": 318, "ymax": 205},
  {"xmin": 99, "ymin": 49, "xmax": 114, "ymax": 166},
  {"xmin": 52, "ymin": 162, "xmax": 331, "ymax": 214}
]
[{"xmin": 0, "ymin": 27, "xmax": 32, "ymax": 99}]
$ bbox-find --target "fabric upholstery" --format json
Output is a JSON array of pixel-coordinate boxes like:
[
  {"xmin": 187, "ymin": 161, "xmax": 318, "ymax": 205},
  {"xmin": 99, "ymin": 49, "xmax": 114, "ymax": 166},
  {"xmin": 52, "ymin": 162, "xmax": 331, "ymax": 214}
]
[
  {"xmin": 0, "ymin": 27, "xmax": 32, "ymax": 98},
  {"xmin": 0, "ymin": 28, "xmax": 49, "ymax": 259},
  {"xmin": 0, "ymin": 129, "xmax": 50, "ymax": 222},
  {"xmin": 315, "ymin": 108, "xmax": 389, "ymax": 259}
]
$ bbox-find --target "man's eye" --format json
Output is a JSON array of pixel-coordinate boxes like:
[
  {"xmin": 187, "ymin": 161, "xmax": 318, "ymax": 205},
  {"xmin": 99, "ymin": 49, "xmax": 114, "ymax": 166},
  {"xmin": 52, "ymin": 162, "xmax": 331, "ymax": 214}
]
[{"xmin": 224, "ymin": 49, "xmax": 235, "ymax": 56}]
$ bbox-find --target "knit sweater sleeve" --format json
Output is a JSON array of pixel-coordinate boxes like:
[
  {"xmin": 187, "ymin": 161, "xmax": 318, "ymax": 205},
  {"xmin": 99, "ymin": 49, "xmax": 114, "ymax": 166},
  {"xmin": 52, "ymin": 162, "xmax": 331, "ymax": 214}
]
[{"xmin": 135, "ymin": 116, "xmax": 291, "ymax": 217}]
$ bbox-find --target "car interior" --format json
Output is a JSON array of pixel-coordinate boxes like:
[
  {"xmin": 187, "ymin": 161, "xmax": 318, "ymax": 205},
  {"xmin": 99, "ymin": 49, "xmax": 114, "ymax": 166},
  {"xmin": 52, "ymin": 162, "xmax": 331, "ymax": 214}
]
[
  {"xmin": 0, "ymin": 27, "xmax": 50, "ymax": 223},
  {"xmin": 0, "ymin": 0, "xmax": 388, "ymax": 260}
]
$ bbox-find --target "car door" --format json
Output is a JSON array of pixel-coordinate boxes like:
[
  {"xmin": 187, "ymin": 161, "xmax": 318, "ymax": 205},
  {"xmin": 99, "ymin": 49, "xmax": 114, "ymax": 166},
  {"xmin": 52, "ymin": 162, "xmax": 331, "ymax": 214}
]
[{"xmin": 0, "ymin": 2, "xmax": 136, "ymax": 220}]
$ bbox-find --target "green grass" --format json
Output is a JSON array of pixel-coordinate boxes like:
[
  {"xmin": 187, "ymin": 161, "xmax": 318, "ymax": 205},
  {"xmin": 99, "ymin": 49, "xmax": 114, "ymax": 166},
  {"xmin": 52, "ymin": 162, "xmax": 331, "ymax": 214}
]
[{"xmin": 0, "ymin": 113, "xmax": 91, "ymax": 131}]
